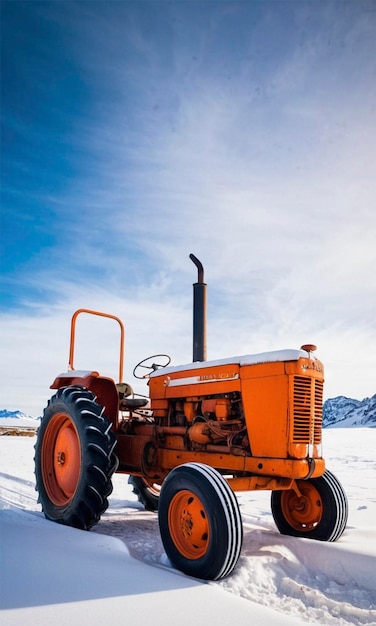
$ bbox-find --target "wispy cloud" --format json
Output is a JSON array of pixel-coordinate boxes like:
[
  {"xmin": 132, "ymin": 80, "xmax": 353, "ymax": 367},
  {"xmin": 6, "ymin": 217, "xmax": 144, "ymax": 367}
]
[{"xmin": 1, "ymin": 1, "xmax": 375, "ymax": 413}]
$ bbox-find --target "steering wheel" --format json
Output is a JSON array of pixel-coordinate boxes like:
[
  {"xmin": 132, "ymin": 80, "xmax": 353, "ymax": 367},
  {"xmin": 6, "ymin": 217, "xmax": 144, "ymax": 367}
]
[{"xmin": 133, "ymin": 354, "xmax": 171, "ymax": 379}]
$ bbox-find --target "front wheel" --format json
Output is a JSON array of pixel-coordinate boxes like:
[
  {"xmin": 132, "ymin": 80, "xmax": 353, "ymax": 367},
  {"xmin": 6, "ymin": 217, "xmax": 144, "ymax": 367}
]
[
  {"xmin": 271, "ymin": 470, "xmax": 348, "ymax": 542},
  {"xmin": 158, "ymin": 463, "xmax": 243, "ymax": 580},
  {"xmin": 34, "ymin": 385, "xmax": 118, "ymax": 530}
]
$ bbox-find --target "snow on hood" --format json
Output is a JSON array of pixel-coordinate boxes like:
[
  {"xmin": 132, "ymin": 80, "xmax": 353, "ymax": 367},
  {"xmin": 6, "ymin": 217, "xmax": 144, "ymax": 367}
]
[{"xmin": 150, "ymin": 349, "xmax": 315, "ymax": 377}]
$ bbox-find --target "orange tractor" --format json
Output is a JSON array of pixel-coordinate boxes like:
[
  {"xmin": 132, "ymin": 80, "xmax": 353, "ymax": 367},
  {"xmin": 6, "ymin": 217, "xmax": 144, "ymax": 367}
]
[{"xmin": 35, "ymin": 255, "xmax": 348, "ymax": 580}]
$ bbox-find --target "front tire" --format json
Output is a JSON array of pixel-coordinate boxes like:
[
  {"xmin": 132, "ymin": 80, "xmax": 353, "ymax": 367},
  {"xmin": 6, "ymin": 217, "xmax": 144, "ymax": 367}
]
[
  {"xmin": 271, "ymin": 470, "xmax": 348, "ymax": 542},
  {"xmin": 158, "ymin": 463, "xmax": 243, "ymax": 580},
  {"xmin": 35, "ymin": 386, "xmax": 118, "ymax": 530}
]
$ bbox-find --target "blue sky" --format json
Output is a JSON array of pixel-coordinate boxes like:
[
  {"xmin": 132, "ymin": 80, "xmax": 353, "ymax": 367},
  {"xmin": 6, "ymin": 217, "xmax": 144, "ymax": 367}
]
[{"xmin": 1, "ymin": 0, "xmax": 375, "ymax": 415}]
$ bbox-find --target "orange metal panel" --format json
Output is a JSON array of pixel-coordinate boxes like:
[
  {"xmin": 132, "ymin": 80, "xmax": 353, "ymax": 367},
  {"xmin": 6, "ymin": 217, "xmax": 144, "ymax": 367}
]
[
  {"xmin": 158, "ymin": 448, "xmax": 325, "ymax": 480},
  {"xmin": 163, "ymin": 435, "xmax": 186, "ymax": 450},
  {"xmin": 285, "ymin": 357, "xmax": 324, "ymax": 378},
  {"xmin": 228, "ymin": 476, "xmax": 295, "ymax": 492},
  {"xmin": 115, "ymin": 433, "xmax": 154, "ymax": 473},
  {"xmin": 240, "ymin": 361, "xmax": 286, "ymax": 380},
  {"xmin": 149, "ymin": 363, "xmax": 241, "ymax": 400},
  {"xmin": 241, "ymin": 372, "xmax": 289, "ymax": 458}
]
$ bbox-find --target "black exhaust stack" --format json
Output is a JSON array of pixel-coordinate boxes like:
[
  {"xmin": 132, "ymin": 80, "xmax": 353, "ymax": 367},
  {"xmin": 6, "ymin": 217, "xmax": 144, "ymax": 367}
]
[{"xmin": 190, "ymin": 254, "xmax": 207, "ymax": 362}]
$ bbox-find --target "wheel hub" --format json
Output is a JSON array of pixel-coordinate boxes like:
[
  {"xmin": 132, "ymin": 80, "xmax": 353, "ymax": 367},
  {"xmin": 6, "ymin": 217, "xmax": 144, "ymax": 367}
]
[
  {"xmin": 180, "ymin": 508, "xmax": 194, "ymax": 538},
  {"xmin": 282, "ymin": 483, "xmax": 323, "ymax": 531},
  {"xmin": 168, "ymin": 490, "xmax": 210, "ymax": 559},
  {"xmin": 57, "ymin": 451, "xmax": 66, "ymax": 465}
]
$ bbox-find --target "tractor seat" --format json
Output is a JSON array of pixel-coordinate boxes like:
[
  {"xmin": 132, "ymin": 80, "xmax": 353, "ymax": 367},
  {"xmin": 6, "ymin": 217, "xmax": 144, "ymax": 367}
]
[
  {"xmin": 116, "ymin": 383, "xmax": 149, "ymax": 410},
  {"xmin": 120, "ymin": 397, "xmax": 149, "ymax": 409}
]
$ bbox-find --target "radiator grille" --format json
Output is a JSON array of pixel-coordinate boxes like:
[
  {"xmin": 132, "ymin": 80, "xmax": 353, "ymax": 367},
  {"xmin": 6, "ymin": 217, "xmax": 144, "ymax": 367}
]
[{"xmin": 293, "ymin": 376, "xmax": 323, "ymax": 444}]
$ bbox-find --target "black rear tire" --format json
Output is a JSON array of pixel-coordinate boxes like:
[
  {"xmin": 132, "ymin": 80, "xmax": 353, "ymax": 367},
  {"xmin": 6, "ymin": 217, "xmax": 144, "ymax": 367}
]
[
  {"xmin": 158, "ymin": 463, "xmax": 243, "ymax": 580},
  {"xmin": 271, "ymin": 469, "xmax": 348, "ymax": 542},
  {"xmin": 128, "ymin": 475, "xmax": 160, "ymax": 511},
  {"xmin": 34, "ymin": 385, "xmax": 118, "ymax": 530}
]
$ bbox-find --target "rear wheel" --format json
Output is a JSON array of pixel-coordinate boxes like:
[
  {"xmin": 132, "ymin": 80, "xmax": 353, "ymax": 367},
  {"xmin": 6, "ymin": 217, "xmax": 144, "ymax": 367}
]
[
  {"xmin": 158, "ymin": 463, "xmax": 243, "ymax": 580},
  {"xmin": 271, "ymin": 470, "xmax": 348, "ymax": 541},
  {"xmin": 128, "ymin": 475, "xmax": 160, "ymax": 511},
  {"xmin": 35, "ymin": 386, "xmax": 118, "ymax": 529}
]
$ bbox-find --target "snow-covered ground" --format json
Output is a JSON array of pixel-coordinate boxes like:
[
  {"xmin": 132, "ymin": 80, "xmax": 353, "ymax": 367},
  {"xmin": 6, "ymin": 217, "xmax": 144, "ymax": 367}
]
[{"xmin": 1, "ymin": 428, "xmax": 375, "ymax": 626}]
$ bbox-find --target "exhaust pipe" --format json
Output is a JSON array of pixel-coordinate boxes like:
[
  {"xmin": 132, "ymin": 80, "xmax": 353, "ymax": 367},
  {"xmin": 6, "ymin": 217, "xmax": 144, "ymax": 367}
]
[{"xmin": 190, "ymin": 254, "xmax": 207, "ymax": 362}]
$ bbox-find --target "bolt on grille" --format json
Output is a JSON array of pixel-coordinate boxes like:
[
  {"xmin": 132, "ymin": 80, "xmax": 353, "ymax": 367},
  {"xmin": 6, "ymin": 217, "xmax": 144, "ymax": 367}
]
[{"xmin": 293, "ymin": 376, "xmax": 323, "ymax": 444}]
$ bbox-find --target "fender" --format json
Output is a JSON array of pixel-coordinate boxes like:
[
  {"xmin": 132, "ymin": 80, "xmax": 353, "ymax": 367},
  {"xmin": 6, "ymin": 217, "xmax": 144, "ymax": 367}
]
[{"xmin": 50, "ymin": 370, "xmax": 119, "ymax": 428}]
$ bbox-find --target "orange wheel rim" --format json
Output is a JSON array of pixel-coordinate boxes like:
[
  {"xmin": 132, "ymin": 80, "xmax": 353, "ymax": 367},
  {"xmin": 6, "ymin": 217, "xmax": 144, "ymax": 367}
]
[
  {"xmin": 41, "ymin": 413, "xmax": 81, "ymax": 506},
  {"xmin": 281, "ymin": 482, "xmax": 323, "ymax": 532},
  {"xmin": 168, "ymin": 490, "xmax": 210, "ymax": 559}
]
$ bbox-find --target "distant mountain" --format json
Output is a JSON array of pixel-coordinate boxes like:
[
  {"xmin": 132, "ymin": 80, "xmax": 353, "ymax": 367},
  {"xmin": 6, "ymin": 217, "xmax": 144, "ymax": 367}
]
[
  {"xmin": 323, "ymin": 395, "xmax": 376, "ymax": 428},
  {"xmin": 0, "ymin": 409, "xmax": 39, "ymax": 422}
]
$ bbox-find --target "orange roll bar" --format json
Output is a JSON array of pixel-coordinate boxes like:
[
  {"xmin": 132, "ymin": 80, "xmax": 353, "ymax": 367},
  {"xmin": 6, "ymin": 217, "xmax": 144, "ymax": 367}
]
[{"xmin": 69, "ymin": 308, "xmax": 125, "ymax": 382}]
